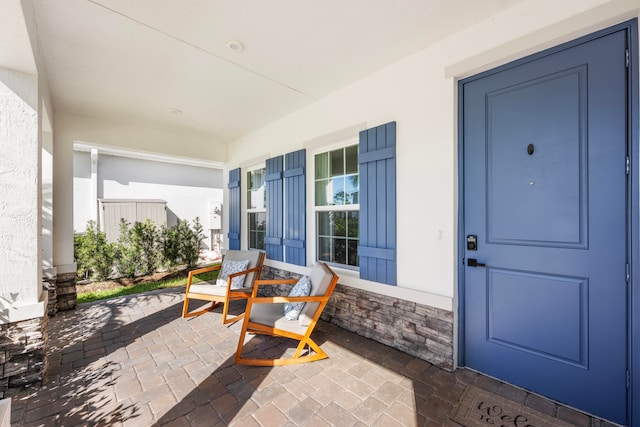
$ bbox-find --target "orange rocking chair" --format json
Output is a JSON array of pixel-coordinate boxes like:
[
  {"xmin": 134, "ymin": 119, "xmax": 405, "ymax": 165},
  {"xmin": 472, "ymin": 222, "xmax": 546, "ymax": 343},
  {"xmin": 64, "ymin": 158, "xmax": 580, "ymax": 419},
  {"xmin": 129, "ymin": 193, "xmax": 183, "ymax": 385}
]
[
  {"xmin": 182, "ymin": 250, "xmax": 265, "ymax": 325},
  {"xmin": 235, "ymin": 262, "xmax": 339, "ymax": 366}
]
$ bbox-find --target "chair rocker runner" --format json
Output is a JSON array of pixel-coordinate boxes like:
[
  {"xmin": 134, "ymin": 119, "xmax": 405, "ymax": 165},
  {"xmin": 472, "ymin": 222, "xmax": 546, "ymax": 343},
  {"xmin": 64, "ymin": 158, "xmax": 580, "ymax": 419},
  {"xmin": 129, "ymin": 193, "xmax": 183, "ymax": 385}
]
[
  {"xmin": 235, "ymin": 262, "xmax": 339, "ymax": 366},
  {"xmin": 182, "ymin": 250, "xmax": 265, "ymax": 325}
]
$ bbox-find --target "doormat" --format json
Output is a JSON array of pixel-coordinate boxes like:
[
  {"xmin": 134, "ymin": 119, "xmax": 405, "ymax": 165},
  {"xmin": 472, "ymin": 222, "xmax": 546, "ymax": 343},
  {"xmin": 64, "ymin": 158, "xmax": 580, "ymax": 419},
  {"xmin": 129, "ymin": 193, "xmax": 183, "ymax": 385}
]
[{"xmin": 451, "ymin": 385, "xmax": 577, "ymax": 427}]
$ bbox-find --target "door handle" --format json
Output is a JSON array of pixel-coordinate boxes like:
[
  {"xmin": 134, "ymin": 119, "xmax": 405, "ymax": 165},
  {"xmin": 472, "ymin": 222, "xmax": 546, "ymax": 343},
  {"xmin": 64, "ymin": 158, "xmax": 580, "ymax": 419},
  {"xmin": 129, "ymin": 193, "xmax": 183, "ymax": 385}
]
[{"xmin": 467, "ymin": 258, "xmax": 486, "ymax": 267}]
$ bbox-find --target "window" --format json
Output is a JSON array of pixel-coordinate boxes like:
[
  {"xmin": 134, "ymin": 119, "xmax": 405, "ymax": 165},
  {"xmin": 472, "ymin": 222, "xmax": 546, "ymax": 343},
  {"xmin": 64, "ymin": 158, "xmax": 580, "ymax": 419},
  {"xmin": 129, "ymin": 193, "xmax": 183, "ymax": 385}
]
[
  {"xmin": 314, "ymin": 144, "xmax": 359, "ymax": 267},
  {"xmin": 247, "ymin": 168, "xmax": 266, "ymax": 250}
]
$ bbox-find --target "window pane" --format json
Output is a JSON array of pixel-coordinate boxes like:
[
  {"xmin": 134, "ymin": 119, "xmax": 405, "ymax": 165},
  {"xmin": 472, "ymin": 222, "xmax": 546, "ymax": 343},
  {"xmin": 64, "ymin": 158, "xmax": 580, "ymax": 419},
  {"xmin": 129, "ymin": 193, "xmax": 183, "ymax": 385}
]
[
  {"xmin": 315, "ymin": 152, "xmax": 328, "ymax": 179},
  {"xmin": 330, "ymin": 149, "xmax": 344, "ymax": 177},
  {"xmin": 315, "ymin": 179, "xmax": 329, "ymax": 206},
  {"xmin": 345, "ymin": 145, "xmax": 358, "ymax": 174},
  {"xmin": 347, "ymin": 211, "xmax": 359, "ymax": 237},
  {"xmin": 255, "ymin": 212, "xmax": 266, "ymax": 231},
  {"xmin": 348, "ymin": 239, "xmax": 359, "ymax": 266},
  {"xmin": 332, "ymin": 211, "xmax": 346, "ymax": 237},
  {"xmin": 317, "ymin": 211, "xmax": 330, "ymax": 236},
  {"xmin": 248, "ymin": 212, "xmax": 266, "ymax": 250},
  {"xmin": 318, "ymin": 237, "xmax": 331, "ymax": 262},
  {"xmin": 333, "ymin": 238, "xmax": 346, "ymax": 264},
  {"xmin": 247, "ymin": 168, "xmax": 266, "ymax": 209},
  {"xmin": 330, "ymin": 177, "xmax": 345, "ymax": 205},
  {"xmin": 345, "ymin": 175, "xmax": 358, "ymax": 205}
]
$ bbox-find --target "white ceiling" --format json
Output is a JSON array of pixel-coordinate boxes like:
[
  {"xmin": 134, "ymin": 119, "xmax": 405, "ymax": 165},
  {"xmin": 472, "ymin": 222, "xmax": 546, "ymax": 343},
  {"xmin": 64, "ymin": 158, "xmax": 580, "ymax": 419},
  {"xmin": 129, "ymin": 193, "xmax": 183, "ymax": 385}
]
[{"xmin": 22, "ymin": 0, "xmax": 522, "ymax": 144}]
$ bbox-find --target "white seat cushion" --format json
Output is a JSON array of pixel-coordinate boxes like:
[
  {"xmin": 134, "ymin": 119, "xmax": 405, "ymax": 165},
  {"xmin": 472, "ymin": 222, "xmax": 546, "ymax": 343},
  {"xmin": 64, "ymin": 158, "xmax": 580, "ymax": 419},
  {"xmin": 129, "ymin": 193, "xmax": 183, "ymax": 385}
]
[
  {"xmin": 249, "ymin": 303, "xmax": 308, "ymax": 336},
  {"xmin": 188, "ymin": 283, "xmax": 226, "ymax": 296},
  {"xmin": 188, "ymin": 282, "xmax": 251, "ymax": 296}
]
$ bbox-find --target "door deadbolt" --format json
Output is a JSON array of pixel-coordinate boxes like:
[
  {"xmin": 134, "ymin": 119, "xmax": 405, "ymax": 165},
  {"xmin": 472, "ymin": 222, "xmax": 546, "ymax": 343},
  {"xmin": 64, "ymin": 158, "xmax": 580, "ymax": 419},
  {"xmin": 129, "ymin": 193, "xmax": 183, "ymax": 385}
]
[{"xmin": 467, "ymin": 235, "xmax": 477, "ymax": 251}]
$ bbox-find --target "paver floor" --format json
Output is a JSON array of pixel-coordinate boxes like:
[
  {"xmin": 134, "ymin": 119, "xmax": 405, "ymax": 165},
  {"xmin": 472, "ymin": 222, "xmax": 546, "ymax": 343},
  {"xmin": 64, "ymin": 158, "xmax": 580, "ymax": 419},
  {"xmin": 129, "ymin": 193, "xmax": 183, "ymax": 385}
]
[{"xmin": 9, "ymin": 289, "xmax": 616, "ymax": 426}]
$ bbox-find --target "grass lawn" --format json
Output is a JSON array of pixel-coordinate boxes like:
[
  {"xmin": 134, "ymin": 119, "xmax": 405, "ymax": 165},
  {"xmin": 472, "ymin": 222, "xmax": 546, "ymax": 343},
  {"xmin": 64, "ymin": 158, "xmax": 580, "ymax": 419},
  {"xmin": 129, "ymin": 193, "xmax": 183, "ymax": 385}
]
[{"xmin": 77, "ymin": 269, "xmax": 219, "ymax": 304}]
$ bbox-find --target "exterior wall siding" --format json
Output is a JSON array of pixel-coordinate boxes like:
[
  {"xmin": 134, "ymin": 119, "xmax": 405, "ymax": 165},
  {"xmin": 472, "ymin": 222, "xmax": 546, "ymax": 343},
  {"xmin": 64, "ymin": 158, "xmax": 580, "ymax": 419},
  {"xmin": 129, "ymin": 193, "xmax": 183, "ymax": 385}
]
[{"xmin": 259, "ymin": 265, "xmax": 454, "ymax": 370}]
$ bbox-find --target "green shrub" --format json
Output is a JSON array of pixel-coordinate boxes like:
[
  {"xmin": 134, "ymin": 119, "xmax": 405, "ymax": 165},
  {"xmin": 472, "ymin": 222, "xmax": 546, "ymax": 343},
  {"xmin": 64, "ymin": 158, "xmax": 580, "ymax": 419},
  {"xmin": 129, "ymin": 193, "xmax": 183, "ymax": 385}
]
[
  {"xmin": 115, "ymin": 219, "xmax": 160, "ymax": 277},
  {"xmin": 160, "ymin": 223, "xmax": 182, "ymax": 269},
  {"xmin": 76, "ymin": 216, "xmax": 205, "ymax": 282},
  {"xmin": 74, "ymin": 220, "xmax": 115, "ymax": 281},
  {"xmin": 180, "ymin": 217, "xmax": 205, "ymax": 268},
  {"xmin": 114, "ymin": 219, "xmax": 140, "ymax": 278}
]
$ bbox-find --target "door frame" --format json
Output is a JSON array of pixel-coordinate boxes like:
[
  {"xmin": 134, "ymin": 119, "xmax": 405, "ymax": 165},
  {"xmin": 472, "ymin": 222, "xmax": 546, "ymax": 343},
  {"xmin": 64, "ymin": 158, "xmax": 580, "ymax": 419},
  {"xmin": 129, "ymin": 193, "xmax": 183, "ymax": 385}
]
[{"xmin": 456, "ymin": 19, "xmax": 639, "ymax": 425}]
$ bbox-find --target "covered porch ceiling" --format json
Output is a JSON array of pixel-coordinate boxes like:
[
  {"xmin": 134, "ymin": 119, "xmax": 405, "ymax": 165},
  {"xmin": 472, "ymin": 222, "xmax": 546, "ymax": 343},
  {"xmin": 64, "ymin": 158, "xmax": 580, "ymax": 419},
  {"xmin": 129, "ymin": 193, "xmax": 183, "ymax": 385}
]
[{"xmin": 11, "ymin": 0, "xmax": 523, "ymax": 145}]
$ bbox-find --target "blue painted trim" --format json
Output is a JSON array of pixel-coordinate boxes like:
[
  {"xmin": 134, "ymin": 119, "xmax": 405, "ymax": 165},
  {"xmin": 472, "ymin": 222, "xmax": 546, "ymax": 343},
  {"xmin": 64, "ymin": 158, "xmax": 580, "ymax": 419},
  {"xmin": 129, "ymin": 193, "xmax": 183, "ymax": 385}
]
[
  {"xmin": 264, "ymin": 237, "xmax": 282, "ymax": 245},
  {"xmin": 626, "ymin": 18, "xmax": 639, "ymax": 427},
  {"xmin": 265, "ymin": 172, "xmax": 282, "ymax": 182},
  {"xmin": 265, "ymin": 156, "xmax": 284, "ymax": 261},
  {"xmin": 284, "ymin": 149, "xmax": 306, "ymax": 266},
  {"xmin": 358, "ymin": 146, "xmax": 395, "ymax": 164},
  {"xmin": 358, "ymin": 246, "xmax": 395, "ymax": 260},
  {"xmin": 284, "ymin": 167, "xmax": 304, "ymax": 178},
  {"xmin": 458, "ymin": 19, "xmax": 639, "ymax": 426},
  {"xmin": 283, "ymin": 239, "xmax": 305, "ymax": 249},
  {"xmin": 358, "ymin": 122, "xmax": 397, "ymax": 285},
  {"xmin": 228, "ymin": 168, "xmax": 241, "ymax": 250}
]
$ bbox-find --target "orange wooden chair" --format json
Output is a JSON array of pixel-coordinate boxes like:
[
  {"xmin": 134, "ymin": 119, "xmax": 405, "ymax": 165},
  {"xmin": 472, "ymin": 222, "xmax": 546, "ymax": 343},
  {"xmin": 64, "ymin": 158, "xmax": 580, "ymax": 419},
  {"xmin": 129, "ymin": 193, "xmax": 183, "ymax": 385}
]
[
  {"xmin": 182, "ymin": 250, "xmax": 265, "ymax": 325},
  {"xmin": 235, "ymin": 262, "xmax": 339, "ymax": 366}
]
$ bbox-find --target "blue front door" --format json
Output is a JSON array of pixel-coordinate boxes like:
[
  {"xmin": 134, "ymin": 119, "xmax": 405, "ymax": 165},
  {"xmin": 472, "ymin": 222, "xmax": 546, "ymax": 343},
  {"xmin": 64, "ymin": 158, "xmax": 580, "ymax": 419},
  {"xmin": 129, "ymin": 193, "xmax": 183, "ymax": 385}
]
[{"xmin": 461, "ymin": 28, "xmax": 629, "ymax": 424}]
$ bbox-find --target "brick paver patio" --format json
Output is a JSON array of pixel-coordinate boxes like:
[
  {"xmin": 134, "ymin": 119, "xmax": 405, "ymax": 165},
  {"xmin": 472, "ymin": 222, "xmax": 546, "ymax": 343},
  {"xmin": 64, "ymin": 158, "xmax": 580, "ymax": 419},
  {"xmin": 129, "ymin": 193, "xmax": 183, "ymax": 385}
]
[{"xmin": 9, "ymin": 289, "xmax": 616, "ymax": 426}]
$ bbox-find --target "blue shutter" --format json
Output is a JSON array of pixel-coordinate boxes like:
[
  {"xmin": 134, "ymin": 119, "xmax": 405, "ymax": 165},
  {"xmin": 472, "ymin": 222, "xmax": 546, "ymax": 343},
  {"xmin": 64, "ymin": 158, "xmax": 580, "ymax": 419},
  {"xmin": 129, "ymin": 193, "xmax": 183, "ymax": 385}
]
[
  {"xmin": 284, "ymin": 149, "xmax": 306, "ymax": 266},
  {"xmin": 228, "ymin": 168, "xmax": 241, "ymax": 250},
  {"xmin": 359, "ymin": 122, "xmax": 397, "ymax": 285},
  {"xmin": 265, "ymin": 156, "xmax": 284, "ymax": 261}
]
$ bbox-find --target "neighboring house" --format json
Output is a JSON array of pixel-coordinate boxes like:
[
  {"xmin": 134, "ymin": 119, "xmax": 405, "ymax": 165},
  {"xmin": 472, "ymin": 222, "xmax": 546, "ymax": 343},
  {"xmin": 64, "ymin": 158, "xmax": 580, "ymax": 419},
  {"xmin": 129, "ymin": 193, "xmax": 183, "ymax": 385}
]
[
  {"xmin": 73, "ymin": 145, "xmax": 224, "ymax": 251},
  {"xmin": 1, "ymin": 1, "xmax": 639, "ymax": 426}
]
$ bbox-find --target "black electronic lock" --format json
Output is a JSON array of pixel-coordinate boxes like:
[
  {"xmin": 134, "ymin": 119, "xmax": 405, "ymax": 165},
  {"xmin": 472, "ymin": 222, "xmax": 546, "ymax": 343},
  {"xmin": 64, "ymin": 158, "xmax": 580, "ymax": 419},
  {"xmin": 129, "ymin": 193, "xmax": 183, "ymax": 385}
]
[{"xmin": 466, "ymin": 235, "xmax": 477, "ymax": 251}]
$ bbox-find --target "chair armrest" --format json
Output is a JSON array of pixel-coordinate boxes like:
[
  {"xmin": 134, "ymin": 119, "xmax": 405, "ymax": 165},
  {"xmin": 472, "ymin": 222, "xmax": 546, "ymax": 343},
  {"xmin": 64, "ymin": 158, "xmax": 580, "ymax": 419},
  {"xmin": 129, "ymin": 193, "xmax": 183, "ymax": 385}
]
[
  {"xmin": 223, "ymin": 265, "xmax": 264, "ymax": 290},
  {"xmin": 250, "ymin": 278, "xmax": 298, "ymax": 297}
]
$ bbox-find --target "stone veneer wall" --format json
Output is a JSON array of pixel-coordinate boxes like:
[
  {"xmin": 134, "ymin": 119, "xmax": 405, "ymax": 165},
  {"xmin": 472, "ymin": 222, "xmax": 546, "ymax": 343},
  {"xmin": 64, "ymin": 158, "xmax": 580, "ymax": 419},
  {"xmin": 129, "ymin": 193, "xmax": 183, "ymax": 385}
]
[
  {"xmin": 55, "ymin": 272, "xmax": 77, "ymax": 312},
  {"xmin": 259, "ymin": 265, "xmax": 454, "ymax": 371},
  {"xmin": 42, "ymin": 277, "xmax": 58, "ymax": 318},
  {"xmin": 0, "ymin": 316, "xmax": 48, "ymax": 398}
]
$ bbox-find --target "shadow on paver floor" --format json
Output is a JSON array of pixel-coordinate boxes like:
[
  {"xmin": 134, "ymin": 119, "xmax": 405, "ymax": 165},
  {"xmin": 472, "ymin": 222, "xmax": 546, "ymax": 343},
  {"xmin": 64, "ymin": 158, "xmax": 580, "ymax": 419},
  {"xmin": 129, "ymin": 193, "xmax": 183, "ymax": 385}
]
[{"xmin": 10, "ymin": 289, "xmax": 602, "ymax": 426}]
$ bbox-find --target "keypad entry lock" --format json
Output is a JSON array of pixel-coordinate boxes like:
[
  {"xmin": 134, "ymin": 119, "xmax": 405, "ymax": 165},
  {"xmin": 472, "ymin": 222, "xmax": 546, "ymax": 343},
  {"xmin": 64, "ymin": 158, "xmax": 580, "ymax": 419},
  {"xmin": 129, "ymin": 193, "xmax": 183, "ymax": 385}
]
[{"xmin": 467, "ymin": 235, "xmax": 477, "ymax": 251}]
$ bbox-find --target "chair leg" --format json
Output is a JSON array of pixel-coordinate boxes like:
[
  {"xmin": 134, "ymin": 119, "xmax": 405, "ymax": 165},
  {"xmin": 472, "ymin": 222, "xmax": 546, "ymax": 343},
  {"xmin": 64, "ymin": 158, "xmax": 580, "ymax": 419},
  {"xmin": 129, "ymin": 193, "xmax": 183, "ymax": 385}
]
[
  {"xmin": 234, "ymin": 316, "xmax": 251, "ymax": 363},
  {"xmin": 222, "ymin": 312, "xmax": 245, "ymax": 325},
  {"xmin": 221, "ymin": 296, "xmax": 247, "ymax": 325},
  {"xmin": 236, "ymin": 334, "xmax": 328, "ymax": 366},
  {"xmin": 182, "ymin": 298, "xmax": 220, "ymax": 318}
]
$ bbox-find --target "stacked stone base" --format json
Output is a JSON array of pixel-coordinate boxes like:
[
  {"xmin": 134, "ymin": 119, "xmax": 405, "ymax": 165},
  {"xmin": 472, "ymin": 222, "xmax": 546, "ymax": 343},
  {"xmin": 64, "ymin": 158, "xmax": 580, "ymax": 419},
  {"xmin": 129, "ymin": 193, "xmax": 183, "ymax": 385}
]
[
  {"xmin": 55, "ymin": 272, "xmax": 76, "ymax": 312},
  {"xmin": 0, "ymin": 316, "xmax": 47, "ymax": 398},
  {"xmin": 259, "ymin": 265, "xmax": 454, "ymax": 371},
  {"xmin": 42, "ymin": 277, "xmax": 58, "ymax": 318}
]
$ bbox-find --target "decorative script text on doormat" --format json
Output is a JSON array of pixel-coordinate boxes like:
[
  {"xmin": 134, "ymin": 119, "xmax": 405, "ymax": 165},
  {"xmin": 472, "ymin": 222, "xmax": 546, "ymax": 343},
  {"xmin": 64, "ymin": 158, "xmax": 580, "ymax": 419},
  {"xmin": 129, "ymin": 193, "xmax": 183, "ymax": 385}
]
[{"xmin": 451, "ymin": 385, "xmax": 576, "ymax": 427}]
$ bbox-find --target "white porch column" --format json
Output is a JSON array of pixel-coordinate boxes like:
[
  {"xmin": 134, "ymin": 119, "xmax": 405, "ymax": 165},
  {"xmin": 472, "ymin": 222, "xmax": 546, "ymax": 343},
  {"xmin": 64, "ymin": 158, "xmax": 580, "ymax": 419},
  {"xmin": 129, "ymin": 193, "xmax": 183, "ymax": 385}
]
[
  {"xmin": 90, "ymin": 148, "xmax": 98, "ymax": 222},
  {"xmin": 42, "ymin": 130, "xmax": 54, "ymax": 273},
  {"xmin": 0, "ymin": 67, "xmax": 46, "ymax": 322}
]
